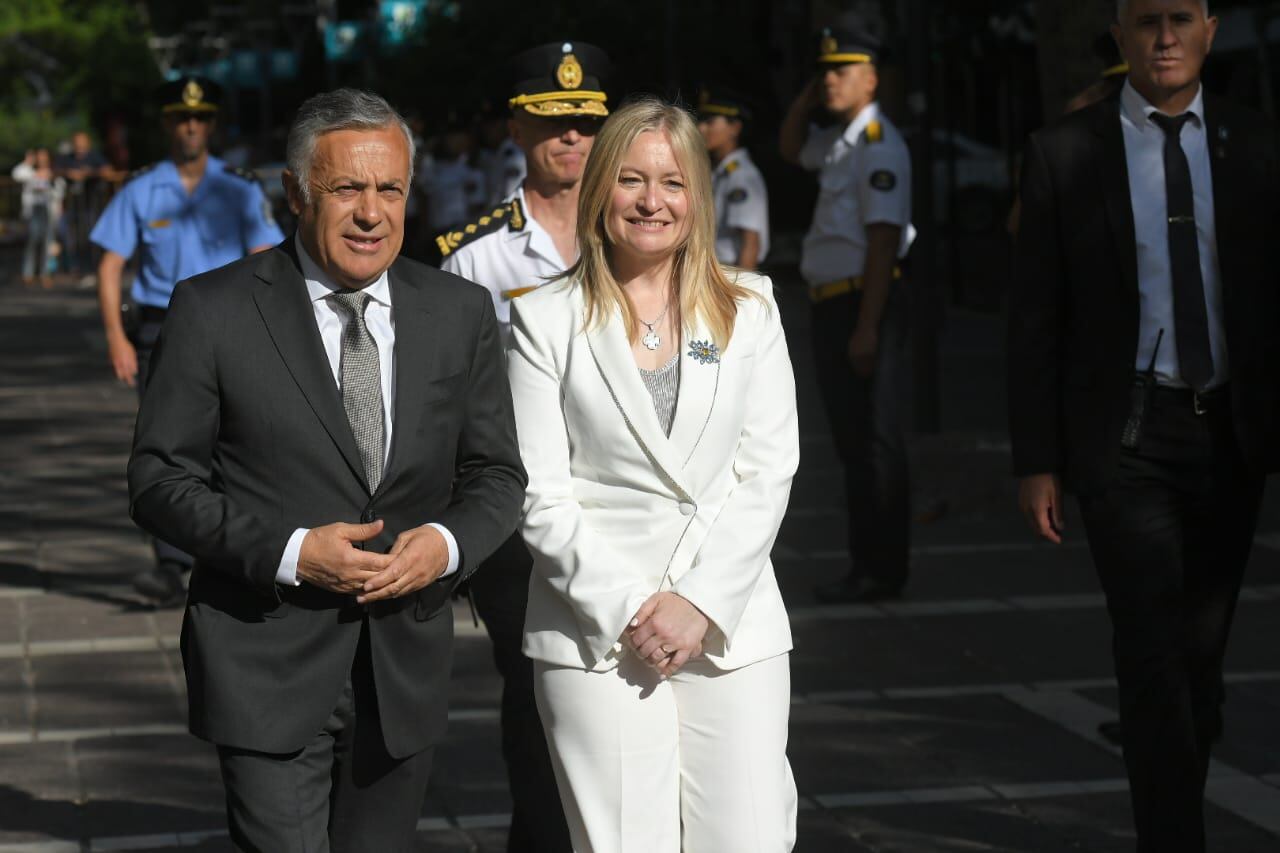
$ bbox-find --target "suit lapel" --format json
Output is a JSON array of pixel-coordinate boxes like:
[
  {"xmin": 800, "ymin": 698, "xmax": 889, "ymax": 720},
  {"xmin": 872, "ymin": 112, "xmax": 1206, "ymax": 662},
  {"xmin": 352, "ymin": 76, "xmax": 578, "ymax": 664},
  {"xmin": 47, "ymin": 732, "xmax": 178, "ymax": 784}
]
[
  {"xmin": 252, "ymin": 243, "xmax": 369, "ymax": 492},
  {"xmin": 667, "ymin": 315, "xmax": 720, "ymax": 470},
  {"xmin": 1096, "ymin": 98, "xmax": 1140, "ymax": 299},
  {"xmin": 1204, "ymin": 95, "xmax": 1238, "ymax": 278},
  {"xmin": 375, "ymin": 263, "xmax": 439, "ymax": 497},
  {"xmin": 584, "ymin": 306, "xmax": 692, "ymax": 500}
]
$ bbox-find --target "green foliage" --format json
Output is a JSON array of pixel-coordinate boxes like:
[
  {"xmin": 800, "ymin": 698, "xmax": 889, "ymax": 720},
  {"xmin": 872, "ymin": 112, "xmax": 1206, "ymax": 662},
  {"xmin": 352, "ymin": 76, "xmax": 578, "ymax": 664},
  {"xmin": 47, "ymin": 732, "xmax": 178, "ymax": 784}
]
[{"xmin": 0, "ymin": 0, "xmax": 159, "ymax": 167}]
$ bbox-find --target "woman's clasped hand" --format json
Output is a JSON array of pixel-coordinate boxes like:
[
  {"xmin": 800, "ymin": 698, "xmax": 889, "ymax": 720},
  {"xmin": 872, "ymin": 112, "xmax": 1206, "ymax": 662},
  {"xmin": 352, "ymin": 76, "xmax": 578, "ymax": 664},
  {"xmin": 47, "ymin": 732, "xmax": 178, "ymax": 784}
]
[{"xmin": 625, "ymin": 591, "xmax": 710, "ymax": 677}]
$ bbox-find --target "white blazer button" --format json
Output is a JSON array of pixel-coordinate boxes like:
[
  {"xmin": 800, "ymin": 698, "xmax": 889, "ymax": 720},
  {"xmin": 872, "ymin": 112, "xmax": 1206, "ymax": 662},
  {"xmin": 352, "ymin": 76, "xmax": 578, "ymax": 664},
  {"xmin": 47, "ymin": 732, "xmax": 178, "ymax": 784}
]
[{"xmin": 679, "ymin": 501, "xmax": 696, "ymax": 516}]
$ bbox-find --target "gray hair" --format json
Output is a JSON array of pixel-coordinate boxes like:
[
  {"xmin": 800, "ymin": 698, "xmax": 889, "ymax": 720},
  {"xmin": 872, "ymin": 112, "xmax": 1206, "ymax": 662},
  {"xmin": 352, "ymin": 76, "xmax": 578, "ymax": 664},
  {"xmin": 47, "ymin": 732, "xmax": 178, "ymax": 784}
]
[
  {"xmin": 1117, "ymin": 0, "xmax": 1208, "ymax": 18},
  {"xmin": 285, "ymin": 88, "xmax": 416, "ymax": 203}
]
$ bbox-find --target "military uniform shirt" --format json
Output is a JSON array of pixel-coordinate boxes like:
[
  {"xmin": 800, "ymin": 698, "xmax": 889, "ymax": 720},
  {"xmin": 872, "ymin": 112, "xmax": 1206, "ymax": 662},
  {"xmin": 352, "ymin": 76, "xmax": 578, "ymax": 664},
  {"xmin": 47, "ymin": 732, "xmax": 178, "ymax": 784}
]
[
  {"xmin": 711, "ymin": 148, "xmax": 770, "ymax": 266},
  {"xmin": 89, "ymin": 155, "xmax": 283, "ymax": 308},
  {"xmin": 798, "ymin": 101, "xmax": 915, "ymax": 286},
  {"xmin": 440, "ymin": 185, "xmax": 567, "ymax": 344}
]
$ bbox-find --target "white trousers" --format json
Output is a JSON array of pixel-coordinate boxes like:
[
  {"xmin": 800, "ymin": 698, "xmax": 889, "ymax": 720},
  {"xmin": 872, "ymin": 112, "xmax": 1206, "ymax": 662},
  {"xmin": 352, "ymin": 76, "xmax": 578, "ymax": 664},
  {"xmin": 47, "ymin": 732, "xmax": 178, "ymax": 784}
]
[{"xmin": 534, "ymin": 652, "xmax": 796, "ymax": 853}]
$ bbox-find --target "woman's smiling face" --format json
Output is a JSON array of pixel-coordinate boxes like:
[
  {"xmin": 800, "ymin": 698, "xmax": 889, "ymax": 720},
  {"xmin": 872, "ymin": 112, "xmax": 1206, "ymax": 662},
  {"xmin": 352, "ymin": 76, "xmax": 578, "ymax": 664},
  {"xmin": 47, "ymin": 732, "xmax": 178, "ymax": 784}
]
[{"xmin": 606, "ymin": 129, "xmax": 690, "ymax": 265}]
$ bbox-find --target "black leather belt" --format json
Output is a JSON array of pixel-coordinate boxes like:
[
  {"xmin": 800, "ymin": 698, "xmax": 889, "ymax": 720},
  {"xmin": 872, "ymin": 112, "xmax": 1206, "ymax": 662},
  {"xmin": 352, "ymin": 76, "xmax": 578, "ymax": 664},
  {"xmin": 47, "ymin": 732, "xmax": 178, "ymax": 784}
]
[{"xmin": 1151, "ymin": 382, "xmax": 1229, "ymax": 416}]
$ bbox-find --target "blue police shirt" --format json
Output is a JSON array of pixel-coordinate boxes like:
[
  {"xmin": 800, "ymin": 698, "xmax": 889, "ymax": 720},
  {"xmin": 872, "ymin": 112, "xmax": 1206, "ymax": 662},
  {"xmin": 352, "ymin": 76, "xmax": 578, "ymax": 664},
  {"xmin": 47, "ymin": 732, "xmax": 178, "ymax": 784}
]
[{"xmin": 90, "ymin": 155, "xmax": 284, "ymax": 308}]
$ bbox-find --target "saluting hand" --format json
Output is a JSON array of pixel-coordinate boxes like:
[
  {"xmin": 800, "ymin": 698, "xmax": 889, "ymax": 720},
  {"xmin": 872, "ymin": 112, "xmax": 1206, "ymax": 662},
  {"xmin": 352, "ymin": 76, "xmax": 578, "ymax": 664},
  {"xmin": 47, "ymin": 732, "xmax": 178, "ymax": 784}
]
[
  {"xmin": 296, "ymin": 520, "xmax": 393, "ymax": 594},
  {"xmin": 626, "ymin": 592, "xmax": 710, "ymax": 678},
  {"xmin": 357, "ymin": 523, "xmax": 450, "ymax": 604}
]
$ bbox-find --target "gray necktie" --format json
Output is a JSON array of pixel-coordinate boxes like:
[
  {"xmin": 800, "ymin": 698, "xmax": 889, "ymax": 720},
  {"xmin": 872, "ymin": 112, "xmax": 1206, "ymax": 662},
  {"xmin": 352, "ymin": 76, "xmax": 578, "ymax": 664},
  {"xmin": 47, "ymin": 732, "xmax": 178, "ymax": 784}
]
[{"xmin": 328, "ymin": 289, "xmax": 384, "ymax": 492}]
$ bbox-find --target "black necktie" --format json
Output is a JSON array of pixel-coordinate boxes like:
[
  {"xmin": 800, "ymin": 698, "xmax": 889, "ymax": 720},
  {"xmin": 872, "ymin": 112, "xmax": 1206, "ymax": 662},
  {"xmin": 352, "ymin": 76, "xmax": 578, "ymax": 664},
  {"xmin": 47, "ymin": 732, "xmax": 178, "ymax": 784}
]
[{"xmin": 1149, "ymin": 111, "xmax": 1214, "ymax": 390}]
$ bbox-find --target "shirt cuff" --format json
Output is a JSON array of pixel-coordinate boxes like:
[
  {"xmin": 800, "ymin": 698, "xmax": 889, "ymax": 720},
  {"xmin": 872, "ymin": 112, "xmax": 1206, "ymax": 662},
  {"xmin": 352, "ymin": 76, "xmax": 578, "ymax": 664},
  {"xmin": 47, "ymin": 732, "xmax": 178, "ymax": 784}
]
[
  {"xmin": 428, "ymin": 523, "xmax": 461, "ymax": 577},
  {"xmin": 276, "ymin": 528, "xmax": 309, "ymax": 587}
]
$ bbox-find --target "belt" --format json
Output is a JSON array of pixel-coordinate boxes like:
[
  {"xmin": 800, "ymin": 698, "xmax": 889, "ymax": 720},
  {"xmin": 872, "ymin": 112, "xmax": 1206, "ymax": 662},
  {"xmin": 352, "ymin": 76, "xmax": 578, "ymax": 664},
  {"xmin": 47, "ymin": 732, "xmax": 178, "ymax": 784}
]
[
  {"xmin": 138, "ymin": 305, "xmax": 168, "ymax": 323},
  {"xmin": 808, "ymin": 267, "xmax": 903, "ymax": 303},
  {"xmin": 1151, "ymin": 382, "xmax": 1230, "ymax": 416}
]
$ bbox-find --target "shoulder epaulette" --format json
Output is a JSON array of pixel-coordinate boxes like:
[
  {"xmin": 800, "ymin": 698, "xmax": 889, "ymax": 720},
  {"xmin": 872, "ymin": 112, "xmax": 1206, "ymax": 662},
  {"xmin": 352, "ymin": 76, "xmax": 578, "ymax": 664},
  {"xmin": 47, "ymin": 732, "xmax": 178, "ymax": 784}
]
[
  {"xmin": 724, "ymin": 160, "xmax": 740, "ymax": 175},
  {"xmin": 436, "ymin": 198, "xmax": 526, "ymax": 257},
  {"xmin": 863, "ymin": 120, "xmax": 883, "ymax": 143},
  {"xmin": 123, "ymin": 163, "xmax": 157, "ymax": 184}
]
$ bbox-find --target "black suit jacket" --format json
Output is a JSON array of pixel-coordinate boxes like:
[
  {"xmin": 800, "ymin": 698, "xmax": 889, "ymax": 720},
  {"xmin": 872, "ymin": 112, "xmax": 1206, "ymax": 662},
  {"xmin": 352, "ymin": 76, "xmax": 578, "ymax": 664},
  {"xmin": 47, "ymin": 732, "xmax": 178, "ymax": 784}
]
[
  {"xmin": 127, "ymin": 240, "xmax": 526, "ymax": 757},
  {"xmin": 1008, "ymin": 92, "xmax": 1280, "ymax": 495}
]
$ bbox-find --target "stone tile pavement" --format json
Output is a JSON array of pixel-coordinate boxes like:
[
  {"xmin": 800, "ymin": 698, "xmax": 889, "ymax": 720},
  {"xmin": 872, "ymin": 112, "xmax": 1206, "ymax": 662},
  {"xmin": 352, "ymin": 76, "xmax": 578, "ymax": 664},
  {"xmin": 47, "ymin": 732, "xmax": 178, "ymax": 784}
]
[{"xmin": 1, "ymin": 271, "xmax": 1278, "ymax": 851}]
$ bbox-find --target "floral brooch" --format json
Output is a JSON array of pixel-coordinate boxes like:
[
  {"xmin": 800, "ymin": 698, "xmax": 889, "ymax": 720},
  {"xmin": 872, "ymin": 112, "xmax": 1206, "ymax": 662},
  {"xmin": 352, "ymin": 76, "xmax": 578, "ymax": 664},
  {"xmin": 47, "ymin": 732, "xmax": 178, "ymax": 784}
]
[{"xmin": 687, "ymin": 340, "xmax": 720, "ymax": 365}]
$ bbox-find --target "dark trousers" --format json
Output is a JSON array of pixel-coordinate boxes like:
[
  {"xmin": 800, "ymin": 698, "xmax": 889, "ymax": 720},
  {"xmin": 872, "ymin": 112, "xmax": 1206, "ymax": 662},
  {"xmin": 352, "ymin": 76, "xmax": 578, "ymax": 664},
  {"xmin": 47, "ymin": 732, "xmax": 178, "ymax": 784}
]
[
  {"xmin": 216, "ymin": 622, "xmax": 434, "ymax": 852},
  {"xmin": 135, "ymin": 317, "xmax": 194, "ymax": 570},
  {"xmin": 1077, "ymin": 386, "xmax": 1263, "ymax": 853},
  {"xmin": 469, "ymin": 532, "xmax": 572, "ymax": 852},
  {"xmin": 809, "ymin": 285, "xmax": 911, "ymax": 589}
]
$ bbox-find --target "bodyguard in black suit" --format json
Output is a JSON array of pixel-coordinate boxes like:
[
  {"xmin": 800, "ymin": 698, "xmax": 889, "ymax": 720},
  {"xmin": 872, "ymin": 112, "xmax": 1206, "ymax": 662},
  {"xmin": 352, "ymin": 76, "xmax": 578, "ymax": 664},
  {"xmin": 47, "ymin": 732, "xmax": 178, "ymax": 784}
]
[
  {"xmin": 128, "ymin": 89, "xmax": 526, "ymax": 851},
  {"xmin": 1008, "ymin": 3, "xmax": 1280, "ymax": 851}
]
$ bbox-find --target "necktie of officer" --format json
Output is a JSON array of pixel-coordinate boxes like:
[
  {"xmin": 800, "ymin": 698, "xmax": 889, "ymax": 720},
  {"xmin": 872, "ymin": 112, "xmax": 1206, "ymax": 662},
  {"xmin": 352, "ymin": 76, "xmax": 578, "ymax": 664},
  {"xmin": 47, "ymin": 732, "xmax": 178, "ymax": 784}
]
[
  {"xmin": 1149, "ymin": 111, "xmax": 1214, "ymax": 390},
  {"xmin": 328, "ymin": 289, "xmax": 384, "ymax": 492}
]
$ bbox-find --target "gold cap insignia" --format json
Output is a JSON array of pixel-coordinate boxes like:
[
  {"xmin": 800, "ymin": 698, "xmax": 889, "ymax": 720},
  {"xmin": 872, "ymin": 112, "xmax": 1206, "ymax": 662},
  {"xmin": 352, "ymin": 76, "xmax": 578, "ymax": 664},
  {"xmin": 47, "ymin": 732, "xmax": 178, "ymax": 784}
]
[
  {"xmin": 556, "ymin": 53, "xmax": 583, "ymax": 90},
  {"xmin": 820, "ymin": 36, "xmax": 838, "ymax": 56},
  {"xmin": 182, "ymin": 79, "xmax": 204, "ymax": 108}
]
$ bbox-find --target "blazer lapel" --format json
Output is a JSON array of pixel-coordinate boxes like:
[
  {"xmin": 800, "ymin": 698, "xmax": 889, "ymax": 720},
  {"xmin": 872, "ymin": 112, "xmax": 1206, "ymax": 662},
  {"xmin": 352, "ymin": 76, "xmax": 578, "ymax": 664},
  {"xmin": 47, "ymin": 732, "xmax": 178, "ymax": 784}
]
[
  {"xmin": 667, "ymin": 315, "xmax": 721, "ymax": 470},
  {"xmin": 1203, "ymin": 95, "xmax": 1239, "ymax": 276},
  {"xmin": 584, "ymin": 308, "xmax": 692, "ymax": 500},
  {"xmin": 1096, "ymin": 98, "xmax": 1140, "ymax": 299},
  {"xmin": 252, "ymin": 243, "xmax": 369, "ymax": 491},
  {"xmin": 374, "ymin": 264, "xmax": 440, "ymax": 496}
]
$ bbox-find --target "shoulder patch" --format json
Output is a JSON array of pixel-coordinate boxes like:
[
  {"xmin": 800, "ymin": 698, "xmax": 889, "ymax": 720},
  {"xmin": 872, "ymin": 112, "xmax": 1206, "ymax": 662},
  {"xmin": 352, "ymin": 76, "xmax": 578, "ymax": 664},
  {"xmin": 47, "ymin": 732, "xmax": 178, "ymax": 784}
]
[
  {"xmin": 724, "ymin": 160, "xmax": 740, "ymax": 175},
  {"xmin": 435, "ymin": 199, "xmax": 525, "ymax": 257},
  {"xmin": 863, "ymin": 120, "xmax": 883, "ymax": 143},
  {"xmin": 123, "ymin": 162, "xmax": 157, "ymax": 185},
  {"xmin": 727, "ymin": 187, "xmax": 748, "ymax": 203},
  {"xmin": 224, "ymin": 165, "xmax": 261, "ymax": 183},
  {"xmin": 869, "ymin": 169, "xmax": 897, "ymax": 191}
]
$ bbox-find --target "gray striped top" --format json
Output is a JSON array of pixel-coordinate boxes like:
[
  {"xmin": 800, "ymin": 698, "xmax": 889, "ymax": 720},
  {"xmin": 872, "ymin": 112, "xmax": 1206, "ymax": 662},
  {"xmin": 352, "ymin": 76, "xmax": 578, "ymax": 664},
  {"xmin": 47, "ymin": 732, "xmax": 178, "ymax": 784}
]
[{"xmin": 638, "ymin": 352, "xmax": 681, "ymax": 435}]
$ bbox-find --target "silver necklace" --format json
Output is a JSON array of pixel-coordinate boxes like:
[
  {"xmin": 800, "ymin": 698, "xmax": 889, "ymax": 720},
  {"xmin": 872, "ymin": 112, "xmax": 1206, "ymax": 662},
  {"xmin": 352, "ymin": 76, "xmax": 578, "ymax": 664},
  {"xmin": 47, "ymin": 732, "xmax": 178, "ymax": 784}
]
[{"xmin": 639, "ymin": 300, "xmax": 671, "ymax": 351}]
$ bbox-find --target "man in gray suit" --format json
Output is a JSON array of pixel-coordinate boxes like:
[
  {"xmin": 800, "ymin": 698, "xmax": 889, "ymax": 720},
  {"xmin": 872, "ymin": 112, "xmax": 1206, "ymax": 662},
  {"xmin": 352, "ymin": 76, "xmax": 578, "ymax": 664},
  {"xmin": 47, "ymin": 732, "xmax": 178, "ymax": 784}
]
[{"xmin": 128, "ymin": 89, "xmax": 526, "ymax": 851}]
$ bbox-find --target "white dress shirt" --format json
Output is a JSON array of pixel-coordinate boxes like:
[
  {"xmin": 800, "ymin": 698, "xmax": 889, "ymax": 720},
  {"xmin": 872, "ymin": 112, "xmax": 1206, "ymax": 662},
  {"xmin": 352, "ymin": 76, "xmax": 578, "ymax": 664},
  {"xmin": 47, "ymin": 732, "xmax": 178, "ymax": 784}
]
[
  {"xmin": 275, "ymin": 235, "xmax": 459, "ymax": 586},
  {"xmin": 1120, "ymin": 80, "xmax": 1228, "ymax": 388}
]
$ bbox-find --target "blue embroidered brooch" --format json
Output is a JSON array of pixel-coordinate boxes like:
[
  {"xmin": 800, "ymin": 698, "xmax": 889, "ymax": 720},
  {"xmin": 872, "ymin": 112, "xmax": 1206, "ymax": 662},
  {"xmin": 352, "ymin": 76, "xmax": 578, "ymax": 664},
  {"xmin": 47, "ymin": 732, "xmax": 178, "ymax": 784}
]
[{"xmin": 687, "ymin": 340, "xmax": 720, "ymax": 365}]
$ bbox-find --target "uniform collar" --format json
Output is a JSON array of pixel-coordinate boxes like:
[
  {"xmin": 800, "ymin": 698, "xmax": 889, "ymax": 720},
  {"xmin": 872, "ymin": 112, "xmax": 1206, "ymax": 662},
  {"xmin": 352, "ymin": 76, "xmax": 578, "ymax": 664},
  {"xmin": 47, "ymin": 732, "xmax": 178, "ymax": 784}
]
[
  {"xmin": 714, "ymin": 147, "xmax": 750, "ymax": 175},
  {"xmin": 295, "ymin": 233, "xmax": 392, "ymax": 308},
  {"xmin": 505, "ymin": 184, "xmax": 570, "ymax": 270},
  {"xmin": 1121, "ymin": 79, "xmax": 1204, "ymax": 133},
  {"xmin": 842, "ymin": 101, "xmax": 881, "ymax": 145}
]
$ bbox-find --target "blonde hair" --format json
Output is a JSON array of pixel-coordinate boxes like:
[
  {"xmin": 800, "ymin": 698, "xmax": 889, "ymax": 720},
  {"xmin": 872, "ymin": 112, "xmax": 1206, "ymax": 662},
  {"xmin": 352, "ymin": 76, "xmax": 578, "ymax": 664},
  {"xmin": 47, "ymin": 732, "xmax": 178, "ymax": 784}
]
[{"xmin": 564, "ymin": 96, "xmax": 758, "ymax": 351}]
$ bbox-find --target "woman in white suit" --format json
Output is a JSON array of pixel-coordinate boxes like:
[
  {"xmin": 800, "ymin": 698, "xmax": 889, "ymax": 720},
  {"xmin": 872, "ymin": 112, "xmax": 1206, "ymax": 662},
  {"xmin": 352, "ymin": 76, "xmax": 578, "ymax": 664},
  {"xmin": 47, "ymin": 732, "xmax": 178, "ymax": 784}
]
[{"xmin": 507, "ymin": 96, "xmax": 800, "ymax": 852}]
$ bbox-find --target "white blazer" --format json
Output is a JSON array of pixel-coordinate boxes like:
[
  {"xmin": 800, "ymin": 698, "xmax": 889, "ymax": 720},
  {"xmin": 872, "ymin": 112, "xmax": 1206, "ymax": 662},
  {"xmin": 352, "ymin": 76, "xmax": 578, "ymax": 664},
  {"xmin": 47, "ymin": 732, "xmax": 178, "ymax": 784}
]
[{"xmin": 507, "ymin": 272, "xmax": 799, "ymax": 672}]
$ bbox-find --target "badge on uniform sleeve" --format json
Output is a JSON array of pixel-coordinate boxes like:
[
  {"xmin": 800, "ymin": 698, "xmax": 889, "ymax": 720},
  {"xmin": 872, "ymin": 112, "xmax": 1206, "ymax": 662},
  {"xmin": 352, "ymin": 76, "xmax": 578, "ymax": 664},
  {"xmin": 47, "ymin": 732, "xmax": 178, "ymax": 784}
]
[
  {"xmin": 727, "ymin": 188, "xmax": 748, "ymax": 203},
  {"xmin": 869, "ymin": 169, "xmax": 897, "ymax": 192}
]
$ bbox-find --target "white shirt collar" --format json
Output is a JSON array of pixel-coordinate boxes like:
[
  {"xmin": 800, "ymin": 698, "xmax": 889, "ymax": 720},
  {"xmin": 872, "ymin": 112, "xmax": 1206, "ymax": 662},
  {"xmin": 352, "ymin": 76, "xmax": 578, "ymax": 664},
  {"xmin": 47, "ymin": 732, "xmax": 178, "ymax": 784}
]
[
  {"xmin": 295, "ymin": 233, "xmax": 392, "ymax": 307},
  {"xmin": 842, "ymin": 101, "xmax": 881, "ymax": 145},
  {"xmin": 715, "ymin": 148, "xmax": 750, "ymax": 174},
  {"xmin": 1121, "ymin": 79, "xmax": 1204, "ymax": 133}
]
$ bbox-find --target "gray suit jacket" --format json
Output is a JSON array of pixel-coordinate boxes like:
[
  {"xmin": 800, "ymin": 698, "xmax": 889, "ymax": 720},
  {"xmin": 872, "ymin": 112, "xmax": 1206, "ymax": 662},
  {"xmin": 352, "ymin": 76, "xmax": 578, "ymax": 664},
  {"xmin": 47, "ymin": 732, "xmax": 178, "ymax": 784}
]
[{"xmin": 128, "ymin": 239, "xmax": 526, "ymax": 757}]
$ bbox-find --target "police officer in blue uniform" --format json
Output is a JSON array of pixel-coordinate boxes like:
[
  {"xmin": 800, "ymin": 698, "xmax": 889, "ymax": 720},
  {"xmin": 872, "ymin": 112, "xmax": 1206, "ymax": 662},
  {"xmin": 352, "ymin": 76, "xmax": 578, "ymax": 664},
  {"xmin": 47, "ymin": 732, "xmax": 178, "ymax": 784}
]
[{"xmin": 92, "ymin": 76, "xmax": 284, "ymax": 605}]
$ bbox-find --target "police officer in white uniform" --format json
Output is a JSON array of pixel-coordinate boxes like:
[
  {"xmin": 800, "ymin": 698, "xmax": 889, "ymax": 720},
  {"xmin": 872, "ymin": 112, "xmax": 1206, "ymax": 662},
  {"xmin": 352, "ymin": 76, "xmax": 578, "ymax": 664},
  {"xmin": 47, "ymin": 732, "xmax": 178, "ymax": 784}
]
[
  {"xmin": 438, "ymin": 40, "xmax": 611, "ymax": 853},
  {"xmin": 780, "ymin": 28, "xmax": 916, "ymax": 604},
  {"xmin": 697, "ymin": 87, "xmax": 770, "ymax": 268}
]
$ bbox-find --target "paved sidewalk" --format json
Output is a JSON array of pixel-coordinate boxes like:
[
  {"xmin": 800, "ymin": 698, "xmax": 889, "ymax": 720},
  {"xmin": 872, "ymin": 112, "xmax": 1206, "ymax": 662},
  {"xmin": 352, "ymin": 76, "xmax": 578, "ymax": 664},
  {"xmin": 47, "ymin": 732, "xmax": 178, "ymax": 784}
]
[{"xmin": 1, "ymin": 273, "xmax": 1278, "ymax": 852}]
